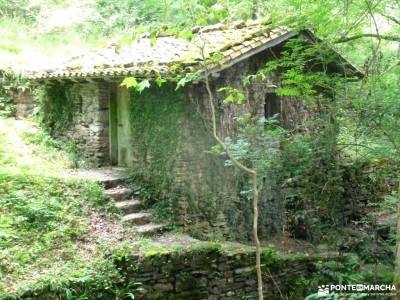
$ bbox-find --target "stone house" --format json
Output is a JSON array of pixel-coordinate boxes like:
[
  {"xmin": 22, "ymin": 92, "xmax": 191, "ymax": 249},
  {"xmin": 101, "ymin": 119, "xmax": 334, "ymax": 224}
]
[{"xmin": 31, "ymin": 22, "xmax": 361, "ymax": 239}]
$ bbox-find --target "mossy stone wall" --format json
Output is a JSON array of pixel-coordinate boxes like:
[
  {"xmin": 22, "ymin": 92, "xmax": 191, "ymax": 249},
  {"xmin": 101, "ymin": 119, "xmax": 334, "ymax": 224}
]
[
  {"xmin": 125, "ymin": 50, "xmax": 311, "ymax": 240},
  {"xmin": 41, "ymin": 82, "xmax": 111, "ymax": 166},
  {"xmin": 118, "ymin": 244, "xmax": 337, "ymax": 300}
]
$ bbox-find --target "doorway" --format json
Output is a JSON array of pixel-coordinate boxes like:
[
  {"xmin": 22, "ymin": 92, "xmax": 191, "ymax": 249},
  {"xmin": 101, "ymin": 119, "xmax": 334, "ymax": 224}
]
[{"xmin": 109, "ymin": 85, "xmax": 134, "ymax": 166}]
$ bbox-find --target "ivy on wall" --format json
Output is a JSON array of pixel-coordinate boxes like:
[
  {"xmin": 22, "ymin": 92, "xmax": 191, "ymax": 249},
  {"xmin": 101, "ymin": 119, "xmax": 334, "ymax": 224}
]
[
  {"xmin": 34, "ymin": 84, "xmax": 74, "ymax": 135},
  {"xmin": 128, "ymin": 83, "xmax": 185, "ymax": 221}
]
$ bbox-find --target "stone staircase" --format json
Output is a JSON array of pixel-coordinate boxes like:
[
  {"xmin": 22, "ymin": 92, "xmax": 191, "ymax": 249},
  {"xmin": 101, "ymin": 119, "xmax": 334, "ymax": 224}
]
[
  {"xmin": 104, "ymin": 184, "xmax": 168, "ymax": 236},
  {"xmin": 72, "ymin": 167, "xmax": 168, "ymax": 236}
]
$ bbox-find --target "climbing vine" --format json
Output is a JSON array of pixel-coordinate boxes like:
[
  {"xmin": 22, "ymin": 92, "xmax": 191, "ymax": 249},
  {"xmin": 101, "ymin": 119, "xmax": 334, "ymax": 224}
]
[
  {"xmin": 127, "ymin": 83, "xmax": 185, "ymax": 221},
  {"xmin": 34, "ymin": 84, "xmax": 75, "ymax": 135}
]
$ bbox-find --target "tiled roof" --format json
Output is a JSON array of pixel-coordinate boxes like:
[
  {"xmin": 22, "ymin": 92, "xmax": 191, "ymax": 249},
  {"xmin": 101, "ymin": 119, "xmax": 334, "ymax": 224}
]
[
  {"xmin": 31, "ymin": 22, "xmax": 290, "ymax": 80},
  {"xmin": 31, "ymin": 22, "xmax": 362, "ymax": 80}
]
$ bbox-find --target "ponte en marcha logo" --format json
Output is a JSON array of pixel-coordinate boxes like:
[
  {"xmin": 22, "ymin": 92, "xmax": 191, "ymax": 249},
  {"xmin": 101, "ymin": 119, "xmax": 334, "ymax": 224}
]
[{"xmin": 317, "ymin": 284, "xmax": 397, "ymax": 296}]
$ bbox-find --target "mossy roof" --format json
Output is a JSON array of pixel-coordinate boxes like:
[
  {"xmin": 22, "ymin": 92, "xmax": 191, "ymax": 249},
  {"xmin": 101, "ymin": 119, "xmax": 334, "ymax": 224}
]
[{"xmin": 31, "ymin": 21, "xmax": 363, "ymax": 80}]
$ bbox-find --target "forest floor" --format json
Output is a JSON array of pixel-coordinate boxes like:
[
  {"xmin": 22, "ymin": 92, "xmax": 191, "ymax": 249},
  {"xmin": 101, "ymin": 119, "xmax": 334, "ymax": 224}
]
[{"xmin": 0, "ymin": 116, "xmax": 136, "ymax": 295}]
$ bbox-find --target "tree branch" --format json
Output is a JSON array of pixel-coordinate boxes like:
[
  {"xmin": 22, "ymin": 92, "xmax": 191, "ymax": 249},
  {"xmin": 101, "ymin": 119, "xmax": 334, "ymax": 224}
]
[
  {"xmin": 335, "ymin": 33, "xmax": 400, "ymax": 43},
  {"xmin": 379, "ymin": 12, "xmax": 400, "ymax": 26}
]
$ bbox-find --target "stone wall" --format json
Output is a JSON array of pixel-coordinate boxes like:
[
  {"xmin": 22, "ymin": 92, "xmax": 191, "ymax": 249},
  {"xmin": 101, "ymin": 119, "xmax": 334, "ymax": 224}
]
[
  {"xmin": 41, "ymin": 46, "xmax": 312, "ymax": 238},
  {"xmin": 12, "ymin": 89, "xmax": 34, "ymax": 119},
  {"xmin": 124, "ymin": 48, "xmax": 313, "ymax": 240},
  {"xmin": 14, "ymin": 242, "xmax": 344, "ymax": 300},
  {"xmin": 172, "ymin": 50, "xmax": 311, "ymax": 239},
  {"xmin": 119, "ymin": 244, "xmax": 338, "ymax": 300},
  {"xmin": 62, "ymin": 83, "xmax": 110, "ymax": 166}
]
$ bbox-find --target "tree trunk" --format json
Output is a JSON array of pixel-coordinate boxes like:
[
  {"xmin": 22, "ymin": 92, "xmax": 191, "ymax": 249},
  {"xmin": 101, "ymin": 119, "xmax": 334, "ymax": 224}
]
[
  {"xmin": 200, "ymin": 45, "xmax": 264, "ymax": 300},
  {"xmin": 252, "ymin": 173, "xmax": 264, "ymax": 299},
  {"xmin": 252, "ymin": 0, "xmax": 260, "ymax": 20}
]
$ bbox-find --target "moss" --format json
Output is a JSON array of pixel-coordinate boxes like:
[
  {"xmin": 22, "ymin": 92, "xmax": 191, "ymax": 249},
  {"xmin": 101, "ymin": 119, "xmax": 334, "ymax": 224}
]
[
  {"xmin": 137, "ymin": 240, "xmax": 172, "ymax": 258},
  {"xmin": 138, "ymin": 240, "xmax": 223, "ymax": 260},
  {"xmin": 187, "ymin": 241, "xmax": 222, "ymax": 254},
  {"xmin": 219, "ymin": 243, "xmax": 254, "ymax": 256}
]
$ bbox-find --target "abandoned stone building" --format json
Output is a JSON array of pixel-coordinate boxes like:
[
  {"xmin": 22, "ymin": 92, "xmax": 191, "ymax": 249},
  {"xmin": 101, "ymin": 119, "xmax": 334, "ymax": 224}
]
[{"xmin": 30, "ymin": 22, "xmax": 361, "ymax": 239}]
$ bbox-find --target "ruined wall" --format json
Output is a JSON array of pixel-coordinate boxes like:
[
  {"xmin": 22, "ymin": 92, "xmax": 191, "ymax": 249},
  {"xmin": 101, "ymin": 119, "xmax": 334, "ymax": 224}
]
[
  {"xmin": 13, "ymin": 89, "xmax": 34, "ymax": 119},
  {"xmin": 177, "ymin": 51, "xmax": 310, "ymax": 239},
  {"xmin": 14, "ymin": 243, "xmax": 344, "ymax": 299},
  {"xmin": 62, "ymin": 83, "xmax": 110, "ymax": 166},
  {"xmin": 127, "ymin": 50, "xmax": 312, "ymax": 240},
  {"xmin": 119, "ymin": 245, "xmax": 337, "ymax": 300}
]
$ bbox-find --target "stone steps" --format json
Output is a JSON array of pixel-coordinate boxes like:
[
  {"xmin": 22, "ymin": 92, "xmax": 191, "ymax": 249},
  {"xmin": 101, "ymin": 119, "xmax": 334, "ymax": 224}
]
[
  {"xmin": 115, "ymin": 199, "xmax": 142, "ymax": 214},
  {"xmin": 104, "ymin": 187, "xmax": 133, "ymax": 202},
  {"xmin": 136, "ymin": 223, "xmax": 169, "ymax": 235},
  {"xmin": 103, "ymin": 178, "xmax": 126, "ymax": 189},
  {"xmin": 83, "ymin": 168, "xmax": 170, "ymax": 236},
  {"xmin": 122, "ymin": 212, "xmax": 152, "ymax": 225},
  {"xmin": 71, "ymin": 167, "xmax": 130, "ymax": 189}
]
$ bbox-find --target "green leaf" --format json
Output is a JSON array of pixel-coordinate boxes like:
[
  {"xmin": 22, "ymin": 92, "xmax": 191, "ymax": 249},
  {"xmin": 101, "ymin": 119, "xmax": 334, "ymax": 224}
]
[
  {"xmin": 236, "ymin": 92, "xmax": 245, "ymax": 104},
  {"xmin": 224, "ymin": 95, "xmax": 234, "ymax": 104},
  {"xmin": 155, "ymin": 76, "xmax": 167, "ymax": 87},
  {"xmin": 210, "ymin": 52, "xmax": 222, "ymax": 62},
  {"xmin": 210, "ymin": 144, "xmax": 222, "ymax": 155},
  {"xmin": 176, "ymin": 77, "xmax": 188, "ymax": 90},
  {"xmin": 219, "ymin": 86, "xmax": 246, "ymax": 105},
  {"xmin": 137, "ymin": 79, "xmax": 151, "ymax": 93},
  {"xmin": 121, "ymin": 77, "xmax": 138, "ymax": 89},
  {"xmin": 120, "ymin": 34, "xmax": 133, "ymax": 47},
  {"xmin": 150, "ymin": 31, "xmax": 158, "ymax": 47},
  {"xmin": 175, "ymin": 71, "xmax": 201, "ymax": 90},
  {"xmin": 179, "ymin": 30, "xmax": 193, "ymax": 41}
]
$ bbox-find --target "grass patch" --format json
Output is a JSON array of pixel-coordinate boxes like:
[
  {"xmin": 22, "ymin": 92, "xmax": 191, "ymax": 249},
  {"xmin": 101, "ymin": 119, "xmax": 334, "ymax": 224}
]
[
  {"xmin": 0, "ymin": 173, "xmax": 107, "ymax": 296},
  {"xmin": 22, "ymin": 129, "xmax": 79, "ymax": 168},
  {"xmin": 0, "ymin": 132, "xmax": 16, "ymax": 166},
  {"xmin": 0, "ymin": 117, "xmax": 136, "ymax": 298}
]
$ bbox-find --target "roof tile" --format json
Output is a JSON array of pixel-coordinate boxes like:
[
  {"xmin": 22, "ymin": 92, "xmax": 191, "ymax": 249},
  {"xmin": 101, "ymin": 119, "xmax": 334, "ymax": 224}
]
[
  {"xmin": 31, "ymin": 23, "xmax": 288, "ymax": 79},
  {"xmin": 30, "ymin": 24, "xmax": 362, "ymax": 80}
]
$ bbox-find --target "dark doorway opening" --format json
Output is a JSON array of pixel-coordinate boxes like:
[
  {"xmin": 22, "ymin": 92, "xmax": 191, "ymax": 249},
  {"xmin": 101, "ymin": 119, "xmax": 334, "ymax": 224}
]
[{"xmin": 264, "ymin": 92, "xmax": 281, "ymax": 120}]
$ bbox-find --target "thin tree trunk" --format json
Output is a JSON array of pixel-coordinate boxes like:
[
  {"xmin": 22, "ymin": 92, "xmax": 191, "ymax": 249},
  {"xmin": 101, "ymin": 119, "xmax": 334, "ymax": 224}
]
[
  {"xmin": 200, "ymin": 46, "xmax": 264, "ymax": 300},
  {"xmin": 252, "ymin": 172, "xmax": 263, "ymax": 299}
]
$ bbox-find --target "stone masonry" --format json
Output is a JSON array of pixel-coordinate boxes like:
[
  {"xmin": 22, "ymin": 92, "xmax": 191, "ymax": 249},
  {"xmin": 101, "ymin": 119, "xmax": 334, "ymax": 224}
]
[
  {"xmin": 63, "ymin": 83, "xmax": 110, "ymax": 166},
  {"xmin": 12, "ymin": 89, "xmax": 34, "ymax": 119},
  {"xmin": 118, "ymin": 244, "xmax": 340, "ymax": 300}
]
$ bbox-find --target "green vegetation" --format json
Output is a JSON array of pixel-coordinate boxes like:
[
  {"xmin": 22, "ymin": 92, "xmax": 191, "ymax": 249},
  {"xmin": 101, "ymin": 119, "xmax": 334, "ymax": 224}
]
[
  {"xmin": 0, "ymin": 117, "xmax": 137, "ymax": 299},
  {"xmin": 0, "ymin": 0, "xmax": 399, "ymax": 298},
  {"xmin": 1, "ymin": 174, "xmax": 103, "ymax": 297},
  {"xmin": 127, "ymin": 85, "xmax": 185, "ymax": 223},
  {"xmin": 0, "ymin": 70, "xmax": 28, "ymax": 117},
  {"xmin": 34, "ymin": 85, "xmax": 75, "ymax": 135}
]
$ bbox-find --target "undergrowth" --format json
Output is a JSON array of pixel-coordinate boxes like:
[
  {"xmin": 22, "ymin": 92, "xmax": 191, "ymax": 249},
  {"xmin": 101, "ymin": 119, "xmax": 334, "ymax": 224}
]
[
  {"xmin": 22, "ymin": 130, "xmax": 79, "ymax": 169},
  {"xmin": 0, "ymin": 117, "xmax": 137, "ymax": 299}
]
